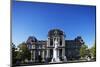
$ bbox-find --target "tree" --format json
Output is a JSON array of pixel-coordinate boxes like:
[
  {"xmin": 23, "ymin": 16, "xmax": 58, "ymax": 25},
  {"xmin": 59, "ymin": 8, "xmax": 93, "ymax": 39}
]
[
  {"xmin": 12, "ymin": 43, "xmax": 18, "ymax": 64},
  {"xmin": 90, "ymin": 43, "xmax": 96, "ymax": 58},
  {"xmin": 18, "ymin": 42, "xmax": 31, "ymax": 62},
  {"xmin": 80, "ymin": 44, "xmax": 88, "ymax": 58}
]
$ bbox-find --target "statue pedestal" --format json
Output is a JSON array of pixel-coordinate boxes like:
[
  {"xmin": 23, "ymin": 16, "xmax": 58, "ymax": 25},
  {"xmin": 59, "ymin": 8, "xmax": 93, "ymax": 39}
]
[
  {"xmin": 51, "ymin": 57, "xmax": 61, "ymax": 62},
  {"xmin": 63, "ymin": 56, "xmax": 67, "ymax": 62}
]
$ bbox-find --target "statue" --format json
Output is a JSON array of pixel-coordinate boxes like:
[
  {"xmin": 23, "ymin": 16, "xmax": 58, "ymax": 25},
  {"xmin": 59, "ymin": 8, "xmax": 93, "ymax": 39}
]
[{"xmin": 51, "ymin": 38, "xmax": 60, "ymax": 62}]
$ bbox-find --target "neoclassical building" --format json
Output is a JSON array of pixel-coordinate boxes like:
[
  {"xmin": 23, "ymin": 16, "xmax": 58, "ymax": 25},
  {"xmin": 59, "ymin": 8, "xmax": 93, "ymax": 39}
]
[{"xmin": 26, "ymin": 29, "xmax": 84, "ymax": 63}]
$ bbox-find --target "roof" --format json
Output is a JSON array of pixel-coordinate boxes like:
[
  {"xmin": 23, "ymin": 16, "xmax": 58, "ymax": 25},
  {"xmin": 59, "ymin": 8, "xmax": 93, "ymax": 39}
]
[
  {"xmin": 48, "ymin": 29, "xmax": 64, "ymax": 37},
  {"xmin": 26, "ymin": 36, "xmax": 37, "ymax": 44}
]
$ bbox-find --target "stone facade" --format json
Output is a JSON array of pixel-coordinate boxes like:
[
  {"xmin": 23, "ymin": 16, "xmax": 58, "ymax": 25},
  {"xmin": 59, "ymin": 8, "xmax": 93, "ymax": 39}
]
[{"xmin": 26, "ymin": 29, "xmax": 84, "ymax": 62}]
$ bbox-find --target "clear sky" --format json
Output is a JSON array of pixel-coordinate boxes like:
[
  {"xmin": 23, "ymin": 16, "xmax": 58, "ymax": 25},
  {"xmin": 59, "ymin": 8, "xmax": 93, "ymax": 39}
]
[{"xmin": 12, "ymin": 1, "xmax": 96, "ymax": 48}]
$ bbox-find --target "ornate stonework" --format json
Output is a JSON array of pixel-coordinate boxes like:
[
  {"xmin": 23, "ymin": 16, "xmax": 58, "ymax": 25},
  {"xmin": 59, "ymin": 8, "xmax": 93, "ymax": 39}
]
[{"xmin": 26, "ymin": 29, "xmax": 84, "ymax": 63}]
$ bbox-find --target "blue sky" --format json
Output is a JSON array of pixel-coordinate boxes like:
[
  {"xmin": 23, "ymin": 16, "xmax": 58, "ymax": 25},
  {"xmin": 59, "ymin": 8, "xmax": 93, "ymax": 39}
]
[{"xmin": 12, "ymin": 1, "xmax": 96, "ymax": 48}]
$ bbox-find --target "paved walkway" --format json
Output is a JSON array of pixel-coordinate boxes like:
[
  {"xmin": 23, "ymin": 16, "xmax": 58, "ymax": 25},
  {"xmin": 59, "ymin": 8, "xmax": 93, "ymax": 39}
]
[{"xmin": 13, "ymin": 60, "xmax": 95, "ymax": 66}]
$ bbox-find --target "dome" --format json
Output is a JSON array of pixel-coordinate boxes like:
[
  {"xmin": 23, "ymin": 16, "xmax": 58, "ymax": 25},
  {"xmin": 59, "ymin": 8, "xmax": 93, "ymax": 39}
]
[
  {"xmin": 26, "ymin": 36, "xmax": 37, "ymax": 44},
  {"xmin": 75, "ymin": 36, "xmax": 84, "ymax": 44},
  {"xmin": 48, "ymin": 29, "xmax": 64, "ymax": 37}
]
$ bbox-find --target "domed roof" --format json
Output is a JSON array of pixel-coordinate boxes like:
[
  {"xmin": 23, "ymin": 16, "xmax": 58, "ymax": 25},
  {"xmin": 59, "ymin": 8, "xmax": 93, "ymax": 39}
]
[
  {"xmin": 48, "ymin": 29, "xmax": 64, "ymax": 37},
  {"xmin": 75, "ymin": 36, "xmax": 84, "ymax": 44},
  {"xmin": 26, "ymin": 36, "xmax": 37, "ymax": 44}
]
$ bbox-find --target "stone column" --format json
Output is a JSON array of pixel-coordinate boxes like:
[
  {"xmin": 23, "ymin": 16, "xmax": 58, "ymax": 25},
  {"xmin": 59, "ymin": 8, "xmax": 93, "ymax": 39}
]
[
  {"xmin": 57, "ymin": 49, "xmax": 59, "ymax": 57},
  {"xmin": 48, "ymin": 49, "xmax": 50, "ymax": 58},
  {"xmin": 42, "ymin": 50, "xmax": 45, "ymax": 62},
  {"xmin": 61, "ymin": 36, "xmax": 65, "ymax": 58},
  {"xmin": 53, "ymin": 37, "xmax": 55, "ymax": 47},
  {"xmin": 46, "ymin": 49, "xmax": 48, "ymax": 58},
  {"xmin": 31, "ymin": 50, "xmax": 33, "ymax": 62},
  {"xmin": 62, "ymin": 49, "xmax": 64, "ymax": 57},
  {"xmin": 33, "ymin": 50, "xmax": 35, "ymax": 62},
  {"xmin": 62, "ymin": 36, "xmax": 65, "ymax": 46},
  {"xmin": 47, "ymin": 37, "xmax": 50, "ymax": 47},
  {"xmin": 58, "ymin": 37, "xmax": 60, "ymax": 46},
  {"xmin": 62, "ymin": 48, "xmax": 64, "ymax": 58}
]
